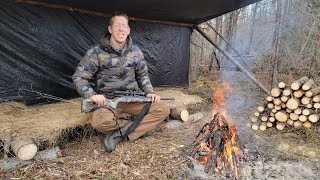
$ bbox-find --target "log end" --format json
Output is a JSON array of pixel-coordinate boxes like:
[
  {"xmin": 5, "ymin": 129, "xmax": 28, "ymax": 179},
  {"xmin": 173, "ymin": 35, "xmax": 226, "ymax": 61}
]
[
  {"xmin": 180, "ymin": 110, "xmax": 190, "ymax": 122},
  {"xmin": 17, "ymin": 144, "xmax": 38, "ymax": 160}
]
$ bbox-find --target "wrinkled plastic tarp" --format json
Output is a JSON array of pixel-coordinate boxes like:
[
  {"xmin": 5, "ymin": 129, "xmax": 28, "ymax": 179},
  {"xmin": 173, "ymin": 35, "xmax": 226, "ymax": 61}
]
[
  {"xmin": 38, "ymin": 0, "xmax": 262, "ymax": 24},
  {"xmin": 0, "ymin": 2, "xmax": 191, "ymax": 104}
]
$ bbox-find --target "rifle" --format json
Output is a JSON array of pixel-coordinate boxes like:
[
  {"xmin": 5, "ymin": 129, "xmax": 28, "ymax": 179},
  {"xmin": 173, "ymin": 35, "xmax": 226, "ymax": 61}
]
[{"xmin": 81, "ymin": 91, "xmax": 174, "ymax": 113}]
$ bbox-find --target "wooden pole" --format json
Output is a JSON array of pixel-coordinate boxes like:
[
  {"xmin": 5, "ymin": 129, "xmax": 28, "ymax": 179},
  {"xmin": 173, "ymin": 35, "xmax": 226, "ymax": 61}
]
[{"xmin": 195, "ymin": 25, "xmax": 269, "ymax": 94}]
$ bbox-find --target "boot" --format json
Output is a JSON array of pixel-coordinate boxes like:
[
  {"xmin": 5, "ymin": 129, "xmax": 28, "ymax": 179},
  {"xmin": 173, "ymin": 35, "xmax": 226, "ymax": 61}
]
[{"xmin": 103, "ymin": 129, "xmax": 128, "ymax": 153}]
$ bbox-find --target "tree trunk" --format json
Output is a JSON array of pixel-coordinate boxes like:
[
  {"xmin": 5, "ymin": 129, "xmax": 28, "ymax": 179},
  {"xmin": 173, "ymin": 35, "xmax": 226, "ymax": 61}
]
[
  {"xmin": 271, "ymin": 0, "xmax": 283, "ymax": 86},
  {"xmin": 245, "ymin": 2, "xmax": 259, "ymax": 54}
]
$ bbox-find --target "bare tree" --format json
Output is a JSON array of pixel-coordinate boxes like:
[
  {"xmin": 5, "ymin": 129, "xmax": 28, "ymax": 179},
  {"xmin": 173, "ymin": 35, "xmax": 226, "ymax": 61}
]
[
  {"xmin": 270, "ymin": 0, "xmax": 284, "ymax": 86},
  {"xmin": 245, "ymin": 3, "xmax": 259, "ymax": 55}
]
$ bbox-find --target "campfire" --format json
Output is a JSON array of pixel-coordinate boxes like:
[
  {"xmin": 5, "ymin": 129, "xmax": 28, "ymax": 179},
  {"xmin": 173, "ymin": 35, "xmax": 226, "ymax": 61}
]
[{"xmin": 191, "ymin": 82, "xmax": 242, "ymax": 178}]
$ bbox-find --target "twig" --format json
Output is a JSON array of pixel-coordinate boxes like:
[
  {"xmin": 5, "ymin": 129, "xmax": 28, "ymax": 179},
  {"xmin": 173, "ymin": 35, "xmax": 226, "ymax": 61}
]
[{"xmin": 18, "ymin": 87, "xmax": 78, "ymax": 105}]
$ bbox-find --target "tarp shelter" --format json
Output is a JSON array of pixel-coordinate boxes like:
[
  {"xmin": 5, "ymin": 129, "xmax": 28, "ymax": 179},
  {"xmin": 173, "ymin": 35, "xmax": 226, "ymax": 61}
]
[{"xmin": 0, "ymin": 0, "xmax": 261, "ymax": 104}]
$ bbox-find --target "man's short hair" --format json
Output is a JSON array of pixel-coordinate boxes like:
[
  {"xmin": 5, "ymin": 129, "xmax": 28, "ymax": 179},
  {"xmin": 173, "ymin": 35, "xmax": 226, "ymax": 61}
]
[{"xmin": 109, "ymin": 12, "xmax": 129, "ymax": 25}]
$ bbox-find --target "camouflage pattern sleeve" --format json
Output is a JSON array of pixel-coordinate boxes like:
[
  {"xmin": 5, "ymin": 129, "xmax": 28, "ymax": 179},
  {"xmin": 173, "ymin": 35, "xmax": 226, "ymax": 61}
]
[
  {"xmin": 135, "ymin": 48, "xmax": 155, "ymax": 95},
  {"xmin": 72, "ymin": 47, "xmax": 100, "ymax": 99}
]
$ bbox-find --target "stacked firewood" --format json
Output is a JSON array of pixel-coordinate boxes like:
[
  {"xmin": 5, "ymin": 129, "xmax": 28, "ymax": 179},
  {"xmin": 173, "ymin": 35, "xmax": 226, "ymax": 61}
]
[{"xmin": 247, "ymin": 76, "xmax": 320, "ymax": 131}]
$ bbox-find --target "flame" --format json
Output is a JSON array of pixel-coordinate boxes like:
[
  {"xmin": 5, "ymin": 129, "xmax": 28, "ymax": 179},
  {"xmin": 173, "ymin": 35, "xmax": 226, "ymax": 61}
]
[
  {"xmin": 193, "ymin": 82, "xmax": 241, "ymax": 178},
  {"xmin": 212, "ymin": 82, "xmax": 231, "ymax": 117}
]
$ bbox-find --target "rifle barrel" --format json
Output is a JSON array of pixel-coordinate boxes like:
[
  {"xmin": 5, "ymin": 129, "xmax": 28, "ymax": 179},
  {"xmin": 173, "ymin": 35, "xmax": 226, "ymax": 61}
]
[{"xmin": 161, "ymin": 98, "xmax": 175, "ymax": 100}]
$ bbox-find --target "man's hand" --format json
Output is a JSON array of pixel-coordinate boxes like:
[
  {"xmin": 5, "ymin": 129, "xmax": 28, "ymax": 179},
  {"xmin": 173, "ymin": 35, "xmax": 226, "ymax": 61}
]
[
  {"xmin": 146, "ymin": 93, "xmax": 161, "ymax": 103},
  {"xmin": 90, "ymin": 94, "xmax": 106, "ymax": 107}
]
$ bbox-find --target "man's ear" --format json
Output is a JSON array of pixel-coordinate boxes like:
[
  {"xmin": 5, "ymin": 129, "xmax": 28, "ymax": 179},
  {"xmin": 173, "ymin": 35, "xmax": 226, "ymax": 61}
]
[
  {"xmin": 108, "ymin": 25, "xmax": 112, "ymax": 34},
  {"xmin": 128, "ymin": 26, "xmax": 131, "ymax": 34}
]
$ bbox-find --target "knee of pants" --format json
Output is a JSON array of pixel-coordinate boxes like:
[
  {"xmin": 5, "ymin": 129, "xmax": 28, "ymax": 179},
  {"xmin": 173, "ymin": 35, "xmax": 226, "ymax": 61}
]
[
  {"xmin": 151, "ymin": 103, "xmax": 170, "ymax": 117},
  {"xmin": 91, "ymin": 108, "xmax": 115, "ymax": 130}
]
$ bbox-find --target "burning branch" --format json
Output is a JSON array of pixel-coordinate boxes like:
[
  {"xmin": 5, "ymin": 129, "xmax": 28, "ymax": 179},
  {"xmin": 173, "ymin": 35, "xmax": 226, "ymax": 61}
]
[{"xmin": 191, "ymin": 113, "xmax": 241, "ymax": 178}]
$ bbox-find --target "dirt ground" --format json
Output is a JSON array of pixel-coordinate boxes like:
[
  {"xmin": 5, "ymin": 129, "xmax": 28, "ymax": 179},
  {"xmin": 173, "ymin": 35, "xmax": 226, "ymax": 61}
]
[{"xmin": 1, "ymin": 71, "xmax": 320, "ymax": 179}]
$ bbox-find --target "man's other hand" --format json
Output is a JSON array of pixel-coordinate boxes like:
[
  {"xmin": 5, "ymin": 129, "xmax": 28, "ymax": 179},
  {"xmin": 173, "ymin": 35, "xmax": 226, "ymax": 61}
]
[
  {"xmin": 146, "ymin": 94, "xmax": 161, "ymax": 103},
  {"xmin": 90, "ymin": 94, "xmax": 106, "ymax": 106}
]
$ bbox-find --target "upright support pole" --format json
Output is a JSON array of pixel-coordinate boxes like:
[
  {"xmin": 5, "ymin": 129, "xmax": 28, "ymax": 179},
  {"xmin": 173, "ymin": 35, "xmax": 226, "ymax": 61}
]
[{"xmin": 195, "ymin": 25, "xmax": 270, "ymax": 95}]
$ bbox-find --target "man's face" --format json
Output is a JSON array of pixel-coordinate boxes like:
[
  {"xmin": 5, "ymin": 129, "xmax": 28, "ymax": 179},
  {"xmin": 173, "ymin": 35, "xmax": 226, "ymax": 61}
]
[{"xmin": 108, "ymin": 16, "xmax": 130, "ymax": 44}]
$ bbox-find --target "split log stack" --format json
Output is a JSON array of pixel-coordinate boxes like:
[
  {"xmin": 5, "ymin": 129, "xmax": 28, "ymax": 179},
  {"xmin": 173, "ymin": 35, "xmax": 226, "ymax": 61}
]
[{"xmin": 247, "ymin": 76, "xmax": 320, "ymax": 131}]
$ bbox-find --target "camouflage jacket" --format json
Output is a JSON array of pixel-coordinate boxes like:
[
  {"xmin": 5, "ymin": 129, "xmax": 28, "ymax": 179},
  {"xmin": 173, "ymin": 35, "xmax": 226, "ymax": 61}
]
[{"xmin": 72, "ymin": 34, "xmax": 155, "ymax": 99}]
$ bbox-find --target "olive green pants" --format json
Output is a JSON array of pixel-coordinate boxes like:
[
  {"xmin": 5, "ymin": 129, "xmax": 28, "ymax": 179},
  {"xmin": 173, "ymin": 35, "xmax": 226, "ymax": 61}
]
[{"xmin": 91, "ymin": 103, "xmax": 170, "ymax": 141}]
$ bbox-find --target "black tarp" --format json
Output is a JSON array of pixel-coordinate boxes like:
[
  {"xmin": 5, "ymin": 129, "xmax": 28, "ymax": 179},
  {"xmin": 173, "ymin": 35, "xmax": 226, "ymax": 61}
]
[
  {"xmin": 0, "ymin": 2, "xmax": 191, "ymax": 104},
  {"xmin": 31, "ymin": 0, "xmax": 262, "ymax": 24}
]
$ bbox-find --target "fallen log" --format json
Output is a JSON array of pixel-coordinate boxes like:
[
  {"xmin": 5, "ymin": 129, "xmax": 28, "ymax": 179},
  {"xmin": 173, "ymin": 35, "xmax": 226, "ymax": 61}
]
[
  {"xmin": 293, "ymin": 90, "xmax": 304, "ymax": 98},
  {"xmin": 0, "ymin": 158, "xmax": 32, "ymax": 171},
  {"xmin": 313, "ymin": 95, "xmax": 320, "ymax": 103},
  {"xmin": 286, "ymin": 98, "xmax": 300, "ymax": 110},
  {"xmin": 293, "ymin": 121, "xmax": 303, "ymax": 128},
  {"xmin": 294, "ymin": 108, "xmax": 302, "ymax": 115},
  {"xmin": 291, "ymin": 76, "xmax": 309, "ymax": 90},
  {"xmin": 254, "ymin": 111, "xmax": 260, "ymax": 117},
  {"xmin": 267, "ymin": 122, "xmax": 273, "ymax": 128},
  {"xmin": 259, "ymin": 122, "xmax": 267, "ymax": 131},
  {"xmin": 305, "ymin": 86, "xmax": 320, "ymax": 97},
  {"xmin": 301, "ymin": 96, "xmax": 311, "ymax": 105},
  {"xmin": 303, "ymin": 121, "xmax": 312, "ymax": 129},
  {"xmin": 276, "ymin": 123, "xmax": 285, "ymax": 130},
  {"xmin": 280, "ymin": 96, "xmax": 289, "ymax": 102},
  {"xmin": 0, "ymin": 147, "xmax": 62, "ymax": 171},
  {"xmin": 251, "ymin": 122, "xmax": 259, "ymax": 131},
  {"xmin": 261, "ymin": 116, "xmax": 268, "ymax": 122},
  {"xmin": 267, "ymin": 103, "xmax": 274, "ymax": 109},
  {"xmin": 257, "ymin": 106, "xmax": 265, "ymax": 112},
  {"xmin": 287, "ymin": 119, "xmax": 294, "ymax": 126},
  {"xmin": 266, "ymin": 96, "xmax": 273, "ymax": 102},
  {"xmin": 188, "ymin": 112, "xmax": 204, "ymax": 123},
  {"xmin": 274, "ymin": 105, "xmax": 281, "ymax": 110},
  {"xmin": 278, "ymin": 82, "xmax": 286, "ymax": 89},
  {"xmin": 11, "ymin": 137, "xmax": 38, "ymax": 160},
  {"xmin": 285, "ymin": 108, "xmax": 292, "ymax": 113},
  {"xmin": 308, "ymin": 114, "xmax": 319, "ymax": 123},
  {"xmin": 306, "ymin": 104, "xmax": 313, "ymax": 108},
  {"xmin": 289, "ymin": 113, "xmax": 299, "ymax": 121},
  {"xmin": 302, "ymin": 109, "xmax": 314, "ymax": 116},
  {"xmin": 298, "ymin": 115, "xmax": 307, "ymax": 122},
  {"xmin": 34, "ymin": 147, "xmax": 63, "ymax": 160},
  {"xmin": 250, "ymin": 116, "xmax": 258, "ymax": 123},
  {"xmin": 166, "ymin": 112, "xmax": 203, "ymax": 129},
  {"xmin": 269, "ymin": 117, "xmax": 275, "ymax": 122},
  {"xmin": 275, "ymin": 111, "xmax": 288, "ymax": 123},
  {"xmin": 170, "ymin": 108, "xmax": 189, "ymax": 122},
  {"xmin": 271, "ymin": 88, "xmax": 281, "ymax": 97},
  {"xmin": 302, "ymin": 79, "xmax": 317, "ymax": 91},
  {"xmin": 282, "ymin": 88, "xmax": 292, "ymax": 96},
  {"xmin": 314, "ymin": 103, "xmax": 320, "ymax": 109},
  {"xmin": 273, "ymin": 98, "xmax": 282, "ymax": 105}
]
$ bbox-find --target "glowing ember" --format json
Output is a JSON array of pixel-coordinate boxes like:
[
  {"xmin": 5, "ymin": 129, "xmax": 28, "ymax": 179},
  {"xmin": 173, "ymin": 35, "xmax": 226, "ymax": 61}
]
[
  {"xmin": 192, "ymin": 82, "xmax": 241, "ymax": 178},
  {"xmin": 192, "ymin": 113, "xmax": 241, "ymax": 178}
]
